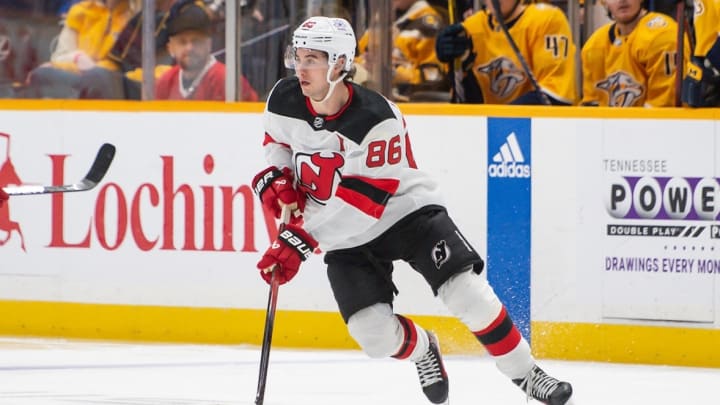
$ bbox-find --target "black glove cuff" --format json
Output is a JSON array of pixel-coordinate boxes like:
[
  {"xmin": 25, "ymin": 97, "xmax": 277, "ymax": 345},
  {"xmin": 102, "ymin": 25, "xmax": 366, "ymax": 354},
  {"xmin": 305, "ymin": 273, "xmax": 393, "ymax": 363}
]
[
  {"xmin": 253, "ymin": 167, "xmax": 284, "ymax": 197},
  {"xmin": 278, "ymin": 227, "xmax": 315, "ymax": 261}
]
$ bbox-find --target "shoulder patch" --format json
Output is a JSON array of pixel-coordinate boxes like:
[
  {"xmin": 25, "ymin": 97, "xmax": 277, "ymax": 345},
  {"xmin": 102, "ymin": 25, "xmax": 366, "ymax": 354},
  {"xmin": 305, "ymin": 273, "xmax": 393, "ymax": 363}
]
[
  {"xmin": 646, "ymin": 16, "xmax": 668, "ymax": 29},
  {"xmin": 401, "ymin": 12, "xmax": 443, "ymax": 37},
  {"xmin": 694, "ymin": 0, "xmax": 705, "ymax": 17}
]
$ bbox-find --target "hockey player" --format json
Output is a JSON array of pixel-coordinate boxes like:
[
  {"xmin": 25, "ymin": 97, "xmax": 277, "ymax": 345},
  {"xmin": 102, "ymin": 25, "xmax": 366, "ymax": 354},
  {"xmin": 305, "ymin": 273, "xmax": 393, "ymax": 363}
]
[
  {"xmin": 251, "ymin": 15, "xmax": 574, "ymax": 405},
  {"xmin": 0, "ymin": 188, "xmax": 7, "ymax": 208},
  {"xmin": 682, "ymin": 0, "xmax": 720, "ymax": 107},
  {"xmin": 581, "ymin": 0, "xmax": 688, "ymax": 107},
  {"xmin": 434, "ymin": 0, "xmax": 576, "ymax": 104}
]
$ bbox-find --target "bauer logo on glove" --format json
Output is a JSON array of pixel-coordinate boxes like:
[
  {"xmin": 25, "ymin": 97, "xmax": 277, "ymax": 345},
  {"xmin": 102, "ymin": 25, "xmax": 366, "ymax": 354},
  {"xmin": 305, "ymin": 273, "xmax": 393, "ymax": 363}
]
[
  {"xmin": 278, "ymin": 229, "xmax": 314, "ymax": 260},
  {"xmin": 253, "ymin": 168, "xmax": 286, "ymax": 195},
  {"xmin": 251, "ymin": 166, "xmax": 300, "ymax": 218},
  {"xmin": 257, "ymin": 223, "xmax": 318, "ymax": 285}
]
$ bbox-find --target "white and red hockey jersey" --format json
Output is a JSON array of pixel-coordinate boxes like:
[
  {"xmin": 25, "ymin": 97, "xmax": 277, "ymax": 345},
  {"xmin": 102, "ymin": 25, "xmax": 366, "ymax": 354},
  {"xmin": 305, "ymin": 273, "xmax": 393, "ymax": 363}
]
[{"xmin": 262, "ymin": 77, "xmax": 444, "ymax": 251}]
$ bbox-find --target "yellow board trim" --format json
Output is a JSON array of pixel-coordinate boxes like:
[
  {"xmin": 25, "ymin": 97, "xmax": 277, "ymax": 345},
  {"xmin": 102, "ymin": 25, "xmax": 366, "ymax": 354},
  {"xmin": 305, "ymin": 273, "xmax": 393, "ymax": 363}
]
[
  {"xmin": 2, "ymin": 99, "xmax": 720, "ymax": 119},
  {"xmin": 0, "ymin": 300, "xmax": 483, "ymax": 354},
  {"xmin": 532, "ymin": 321, "xmax": 720, "ymax": 368},
  {"xmin": 3, "ymin": 300, "xmax": 719, "ymax": 367}
]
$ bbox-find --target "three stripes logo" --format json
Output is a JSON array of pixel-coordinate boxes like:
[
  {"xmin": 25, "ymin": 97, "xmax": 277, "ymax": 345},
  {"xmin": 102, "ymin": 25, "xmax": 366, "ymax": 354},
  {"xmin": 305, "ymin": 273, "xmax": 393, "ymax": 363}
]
[
  {"xmin": 682, "ymin": 226, "xmax": 707, "ymax": 238},
  {"xmin": 488, "ymin": 132, "xmax": 531, "ymax": 178},
  {"xmin": 606, "ymin": 224, "xmax": 708, "ymax": 238}
]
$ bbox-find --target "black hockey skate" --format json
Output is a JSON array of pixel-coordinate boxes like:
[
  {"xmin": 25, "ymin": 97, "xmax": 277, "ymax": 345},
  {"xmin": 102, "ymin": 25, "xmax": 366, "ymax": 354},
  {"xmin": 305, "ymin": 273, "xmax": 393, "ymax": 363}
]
[
  {"xmin": 414, "ymin": 331, "xmax": 449, "ymax": 404},
  {"xmin": 513, "ymin": 365, "xmax": 573, "ymax": 405}
]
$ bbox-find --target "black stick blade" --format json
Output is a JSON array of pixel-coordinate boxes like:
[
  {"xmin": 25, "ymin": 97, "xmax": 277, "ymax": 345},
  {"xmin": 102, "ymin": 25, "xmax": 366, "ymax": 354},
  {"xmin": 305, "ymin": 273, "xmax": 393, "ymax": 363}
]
[
  {"xmin": 2, "ymin": 143, "xmax": 116, "ymax": 196},
  {"xmin": 84, "ymin": 143, "xmax": 116, "ymax": 184}
]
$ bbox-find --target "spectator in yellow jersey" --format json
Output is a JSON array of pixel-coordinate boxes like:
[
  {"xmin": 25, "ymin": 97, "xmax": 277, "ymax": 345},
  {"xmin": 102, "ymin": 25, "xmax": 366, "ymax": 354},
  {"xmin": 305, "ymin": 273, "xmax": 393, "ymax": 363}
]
[
  {"xmin": 581, "ymin": 0, "xmax": 688, "ymax": 107},
  {"xmin": 435, "ymin": 0, "xmax": 577, "ymax": 105},
  {"xmin": 682, "ymin": 0, "xmax": 720, "ymax": 107},
  {"xmin": 25, "ymin": 0, "xmax": 141, "ymax": 98},
  {"xmin": 356, "ymin": 0, "xmax": 448, "ymax": 101}
]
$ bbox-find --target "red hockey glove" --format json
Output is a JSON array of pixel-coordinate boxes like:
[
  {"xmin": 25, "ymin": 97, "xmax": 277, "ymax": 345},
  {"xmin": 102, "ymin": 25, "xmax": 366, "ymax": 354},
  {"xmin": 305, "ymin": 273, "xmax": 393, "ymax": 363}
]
[
  {"xmin": 252, "ymin": 166, "xmax": 299, "ymax": 218},
  {"xmin": 257, "ymin": 224, "xmax": 318, "ymax": 285},
  {"xmin": 0, "ymin": 188, "xmax": 8, "ymax": 208}
]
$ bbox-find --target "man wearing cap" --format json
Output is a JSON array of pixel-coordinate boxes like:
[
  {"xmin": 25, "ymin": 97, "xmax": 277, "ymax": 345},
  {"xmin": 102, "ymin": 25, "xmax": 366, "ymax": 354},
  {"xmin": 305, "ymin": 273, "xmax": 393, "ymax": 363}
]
[{"xmin": 155, "ymin": 0, "xmax": 258, "ymax": 101}]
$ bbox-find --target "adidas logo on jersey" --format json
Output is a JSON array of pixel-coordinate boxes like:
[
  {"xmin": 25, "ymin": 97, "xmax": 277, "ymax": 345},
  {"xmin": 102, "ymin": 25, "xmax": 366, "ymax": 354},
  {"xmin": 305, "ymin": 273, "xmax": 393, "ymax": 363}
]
[{"xmin": 488, "ymin": 132, "xmax": 531, "ymax": 178}]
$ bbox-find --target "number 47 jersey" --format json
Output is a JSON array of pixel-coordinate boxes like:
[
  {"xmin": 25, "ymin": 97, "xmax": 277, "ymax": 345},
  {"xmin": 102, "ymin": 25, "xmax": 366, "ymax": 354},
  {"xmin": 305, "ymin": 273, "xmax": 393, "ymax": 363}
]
[{"xmin": 262, "ymin": 77, "xmax": 444, "ymax": 251}]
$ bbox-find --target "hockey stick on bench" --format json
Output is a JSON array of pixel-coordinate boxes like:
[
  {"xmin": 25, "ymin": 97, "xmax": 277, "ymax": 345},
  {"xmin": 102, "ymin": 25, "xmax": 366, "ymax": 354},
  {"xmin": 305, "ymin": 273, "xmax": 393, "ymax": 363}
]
[
  {"xmin": 255, "ymin": 204, "xmax": 293, "ymax": 405},
  {"xmin": 490, "ymin": 0, "xmax": 551, "ymax": 105},
  {"xmin": 2, "ymin": 143, "xmax": 116, "ymax": 196}
]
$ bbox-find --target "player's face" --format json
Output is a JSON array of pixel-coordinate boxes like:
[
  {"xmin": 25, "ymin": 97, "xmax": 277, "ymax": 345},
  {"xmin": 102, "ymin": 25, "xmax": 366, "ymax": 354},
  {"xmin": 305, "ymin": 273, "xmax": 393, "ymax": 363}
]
[
  {"xmin": 167, "ymin": 30, "xmax": 212, "ymax": 72},
  {"xmin": 293, "ymin": 48, "xmax": 331, "ymax": 99},
  {"xmin": 605, "ymin": 0, "xmax": 644, "ymax": 24}
]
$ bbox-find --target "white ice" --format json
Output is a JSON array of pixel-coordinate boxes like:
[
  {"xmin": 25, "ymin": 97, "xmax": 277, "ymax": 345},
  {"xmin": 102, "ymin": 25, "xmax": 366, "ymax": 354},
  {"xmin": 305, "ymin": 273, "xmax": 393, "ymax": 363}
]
[{"xmin": 0, "ymin": 337, "xmax": 716, "ymax": 404}]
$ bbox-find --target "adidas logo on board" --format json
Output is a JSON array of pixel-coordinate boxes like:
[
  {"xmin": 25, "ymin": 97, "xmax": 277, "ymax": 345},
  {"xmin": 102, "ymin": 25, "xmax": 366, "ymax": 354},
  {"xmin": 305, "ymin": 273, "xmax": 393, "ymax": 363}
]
[{"xmin": 488, "ymin": 132, "xmax": 531, "ymax": 178}]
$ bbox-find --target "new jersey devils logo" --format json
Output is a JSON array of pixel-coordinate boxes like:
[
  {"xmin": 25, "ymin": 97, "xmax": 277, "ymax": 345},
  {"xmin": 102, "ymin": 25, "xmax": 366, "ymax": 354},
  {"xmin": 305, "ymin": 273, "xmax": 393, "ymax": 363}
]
[
  {"xmin": 296, "ymin": 152, "xmax": 344, "ymax": 204},
  {"xmin": 477, "ymin": 57, "xmax": 526, "ymax": 99},
  {"xmin": 596, "ymin": 71, "xmax": 644, "ymax": 107},
  {"xmin": 0, "ymin": 133, "xmax": 26, "ymax": 251},
  {"xmin": 432, "ymin": 239, "xmax": 450, "ymax": 270}
]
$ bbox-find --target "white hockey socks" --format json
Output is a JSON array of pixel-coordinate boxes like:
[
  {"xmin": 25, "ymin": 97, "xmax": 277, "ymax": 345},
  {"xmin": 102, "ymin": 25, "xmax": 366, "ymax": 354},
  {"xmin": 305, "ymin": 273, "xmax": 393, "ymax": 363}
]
[
  {"xmin": 346, "ymin": 303, "xmax": 429, "ymax": 361},
  {"xmin": 438, "ymin": 270, "xmax": 534, "ymax": 380}
]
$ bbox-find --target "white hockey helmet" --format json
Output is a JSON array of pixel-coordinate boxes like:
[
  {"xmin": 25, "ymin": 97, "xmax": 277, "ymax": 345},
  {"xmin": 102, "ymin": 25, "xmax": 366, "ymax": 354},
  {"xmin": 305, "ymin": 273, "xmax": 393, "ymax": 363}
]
[{"xmin": 289, "ymin": 16, "xmax": 356, "ymax": 72}]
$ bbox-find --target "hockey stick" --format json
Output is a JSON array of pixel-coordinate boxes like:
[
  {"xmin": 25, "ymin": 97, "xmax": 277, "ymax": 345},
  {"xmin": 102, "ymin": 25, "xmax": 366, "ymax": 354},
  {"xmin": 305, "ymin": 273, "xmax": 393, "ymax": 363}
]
[
  {"xmin": 255, "ymin": 205, "xmax": 292, "ymax": 405},
  {"xmin": 489, "ymin": 0, "xmax": 551, "ymax": 105},
  {"xmin": 447, "ymin": 0, "xmax": 466, "ymax": 103},
  {"xmin": 2, "ymin": 143, "xmax": 116, "ymax": 196},
  {"xmin": 674, "ymin": 0, "xmax": 688, "ymax": 106}
]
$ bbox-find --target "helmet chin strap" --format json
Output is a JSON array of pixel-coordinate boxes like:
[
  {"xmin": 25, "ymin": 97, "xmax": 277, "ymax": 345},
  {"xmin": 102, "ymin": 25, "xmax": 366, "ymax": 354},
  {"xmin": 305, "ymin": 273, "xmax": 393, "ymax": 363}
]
[{"xmin": 312, "ymin": 63, "xmax": 348, "ymax": 104}]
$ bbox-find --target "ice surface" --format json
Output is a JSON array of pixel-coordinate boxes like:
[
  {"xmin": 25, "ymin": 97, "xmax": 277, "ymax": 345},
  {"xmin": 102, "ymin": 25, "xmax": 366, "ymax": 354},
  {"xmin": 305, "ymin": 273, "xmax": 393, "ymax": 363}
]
[{"xmin": 0, "ymin": 338, "xmax": 716, "ymax": 404}]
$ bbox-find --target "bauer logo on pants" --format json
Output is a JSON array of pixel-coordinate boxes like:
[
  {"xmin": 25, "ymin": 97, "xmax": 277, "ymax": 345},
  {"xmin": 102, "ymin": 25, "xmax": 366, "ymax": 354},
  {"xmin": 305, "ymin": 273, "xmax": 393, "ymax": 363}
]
[{"xmin": 0, "ymin": 132, "xmax": 27, "ymax": 252}]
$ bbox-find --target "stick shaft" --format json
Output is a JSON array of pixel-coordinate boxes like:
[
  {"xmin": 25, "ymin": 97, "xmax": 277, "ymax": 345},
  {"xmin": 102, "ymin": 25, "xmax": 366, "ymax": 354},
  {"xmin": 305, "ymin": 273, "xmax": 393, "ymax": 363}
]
[
  {"xmin": 448, "ymin": 0, "xmax": 466, "ymax": 103},
  {"xmin": 254, "ymin": 271, "xmax": 280, "ymax": 405},
  {"xmin": 674, "ymin": 0, "xmax": 686, "ymax": 107},
  {"xmin": 254, "ymin": 205, "xmax": 292, "ymax": 405},
  {"xmin": 489, "ymin": 0, "xmax": 550, "ymax": 105}
]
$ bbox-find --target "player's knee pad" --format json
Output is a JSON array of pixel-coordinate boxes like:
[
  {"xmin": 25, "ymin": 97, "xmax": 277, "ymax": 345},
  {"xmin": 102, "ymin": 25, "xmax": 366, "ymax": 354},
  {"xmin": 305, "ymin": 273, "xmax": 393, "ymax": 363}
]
[
  {"xmin": 437, "ymin": 268, "xmax": 503, "ymax": 331},
  {"xmin": 346, "ymin": 303, "xmax": 403, "ymax": 358}
]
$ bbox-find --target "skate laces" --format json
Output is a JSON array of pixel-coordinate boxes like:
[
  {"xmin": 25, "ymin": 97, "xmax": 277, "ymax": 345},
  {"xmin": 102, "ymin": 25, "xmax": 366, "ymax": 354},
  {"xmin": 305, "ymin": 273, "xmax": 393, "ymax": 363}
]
[
  {"xmin": 415, "ymin": 343, "xmax": 444, "ymax": 388},
  {"xmin": 521, "ymin": 366, "xmax": 560, "ymax": 401}
]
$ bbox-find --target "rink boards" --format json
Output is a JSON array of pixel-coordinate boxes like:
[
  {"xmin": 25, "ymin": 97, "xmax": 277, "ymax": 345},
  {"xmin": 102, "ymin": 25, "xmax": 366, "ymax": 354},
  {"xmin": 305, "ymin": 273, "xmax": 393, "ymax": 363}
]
[{"xmin": 0, "ymin": 100, "xmax": 719, "ymax": 368}]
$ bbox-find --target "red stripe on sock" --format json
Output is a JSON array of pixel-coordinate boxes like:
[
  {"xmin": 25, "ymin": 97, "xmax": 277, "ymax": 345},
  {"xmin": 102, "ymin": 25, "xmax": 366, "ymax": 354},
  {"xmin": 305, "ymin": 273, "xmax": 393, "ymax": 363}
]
[
  {"xmin": 472, "ymin": 307, "xmax": 522, "ymax": 357},
  {"xmin": 392, "ymin": 315, "xmax": 418, "ymax": 360},
  {"xmin": 482, "ymin": 326, "xmax": 522, "ymax": 356},
  {"xmin": 475, "ymin": 307, "xmax": 508, "ymax": 336}
]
